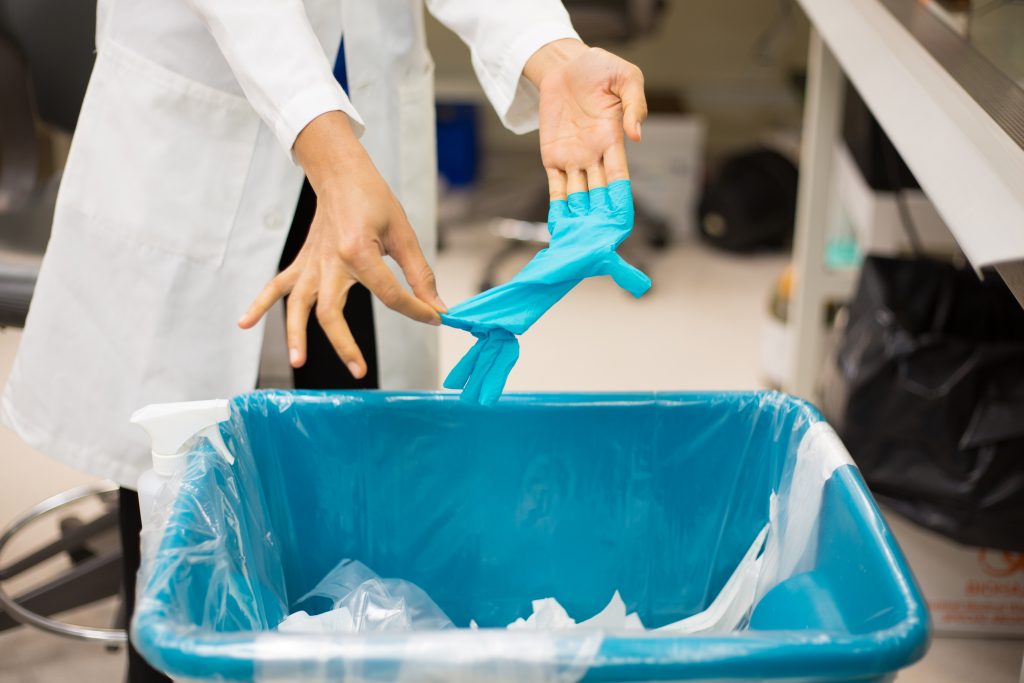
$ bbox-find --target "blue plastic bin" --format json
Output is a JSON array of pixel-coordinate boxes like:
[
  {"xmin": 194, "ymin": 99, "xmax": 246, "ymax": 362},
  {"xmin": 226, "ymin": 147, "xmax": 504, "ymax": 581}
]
[{"xmin": 134, "ymin": 391, "xmax": 929, "ymax": 682}]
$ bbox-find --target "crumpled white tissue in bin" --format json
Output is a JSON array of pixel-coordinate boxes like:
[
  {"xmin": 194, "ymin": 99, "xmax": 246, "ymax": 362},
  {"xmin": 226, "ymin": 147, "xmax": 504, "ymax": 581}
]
[
  {"xmin": 509, "ymin": 591, "xmax": 645, "ymax": 631},
  {"xmin": 280, "ymin": 525, "xmax": 767, "ymax": 635},
  {"xmin": 508, "ymin": 524, "xmax": 768, "ymax": 634}
]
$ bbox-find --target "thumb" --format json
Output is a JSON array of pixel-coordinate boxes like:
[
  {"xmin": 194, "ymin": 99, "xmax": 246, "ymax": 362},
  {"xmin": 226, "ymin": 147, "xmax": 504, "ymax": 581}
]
[
  {"xmin": 616, "ymin": 64, "xmax": 647, "ymax": 143},
  {"xmin": 603, "ymin": 253, "xmax": 652, "ymax": 298}
]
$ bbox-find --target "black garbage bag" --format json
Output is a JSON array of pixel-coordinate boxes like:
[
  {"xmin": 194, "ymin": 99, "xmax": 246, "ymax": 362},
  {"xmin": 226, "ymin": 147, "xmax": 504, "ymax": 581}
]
[{"xmin": 822, "ymin": 255, "xmax": 1024, "ymax": 551}]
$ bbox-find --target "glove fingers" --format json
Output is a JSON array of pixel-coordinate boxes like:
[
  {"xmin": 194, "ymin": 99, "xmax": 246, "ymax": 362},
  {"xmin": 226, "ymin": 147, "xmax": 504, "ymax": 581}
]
[
  {"xmin": 567, "ymin": 190, "xmax": 590, "ymax": 217},
  {"xmin": 548, "ymin": 199, "xmax": 571, "ymax": 239},
  {"xmin": 461, "ymin": 335, "xmax": 504, "ymax": 404},
  {"xmin": 477, "ymin": 337, "xmax": 520, "ymax": 406},
  {"xmin": 604, "ymin": 253, "xmax": 653, "ymax": 298},
  {"xmin": 548, "ymin": 199, "xmax": 571, "ymax": 223},
  {"xmin": 589, "ymin": 185, "xmax": 610, "ymax": 213},
  {"xmin": 608, "ymin": 179, "xmax": 633, "ymax": 214},
  {"xmin": 443, "ymin": 336, "xmax": 486, "ymax": 390}
]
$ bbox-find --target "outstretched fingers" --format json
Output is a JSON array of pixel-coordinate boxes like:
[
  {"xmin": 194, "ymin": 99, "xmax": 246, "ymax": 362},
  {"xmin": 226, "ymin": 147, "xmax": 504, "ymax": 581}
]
[{"xmin": 238, "ymin": 268, "xmax": 298, "ymax": 329}]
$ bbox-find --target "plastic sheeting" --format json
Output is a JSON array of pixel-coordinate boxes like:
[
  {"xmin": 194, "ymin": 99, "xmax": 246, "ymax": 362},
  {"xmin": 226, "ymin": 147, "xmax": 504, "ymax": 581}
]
[
  {"xmin": 133, "ymin": 391, "xmax": 928, "ymax": 682},
  {"xmin": 441, "ymin": 180, "xmax": 651, "ymax": 405},
  {"xmin": 279, "ymin": 559, "xmax": 456, "ymax": 633},
  {"xmin": 278, "ymin": 524, "xmax": 765, "ymax": 637}
]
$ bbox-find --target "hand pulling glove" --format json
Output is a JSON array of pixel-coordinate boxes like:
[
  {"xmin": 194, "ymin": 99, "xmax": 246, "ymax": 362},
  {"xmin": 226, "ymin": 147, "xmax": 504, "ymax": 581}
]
[{"xmin": 441, "ymin": 179, "xmax": 652, "ymax": 404}]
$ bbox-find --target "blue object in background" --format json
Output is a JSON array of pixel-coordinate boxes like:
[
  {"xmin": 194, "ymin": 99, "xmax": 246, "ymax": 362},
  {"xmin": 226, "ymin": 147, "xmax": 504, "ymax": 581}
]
[
  {"xmin": 436, "ymin": 102, "xmax": 480, "ymax": 188},
  {"xmin": 333, "ymin": 40, "xmax": 348, "ymax": 92},
  {"xmin": 442, "ymin": 180, "xmax": 652, "ymax": 404},
  {"xmin": 133, "ymin": 391, "xmax": 929, "ymax": 682}
]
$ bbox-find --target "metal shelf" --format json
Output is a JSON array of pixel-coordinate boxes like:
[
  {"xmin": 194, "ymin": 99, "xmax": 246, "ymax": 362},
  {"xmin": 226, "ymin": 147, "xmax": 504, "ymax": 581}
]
[{"xmin": 784, "ymin": 0, "xmax": 1024, "ymax": 399}]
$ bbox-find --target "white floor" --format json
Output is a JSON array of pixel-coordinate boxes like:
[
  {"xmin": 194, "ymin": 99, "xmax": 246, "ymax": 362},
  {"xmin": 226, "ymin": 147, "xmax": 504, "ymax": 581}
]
[{"xmin": 0, "ymin": 230, "xmax": 1021, "ymax": 682}]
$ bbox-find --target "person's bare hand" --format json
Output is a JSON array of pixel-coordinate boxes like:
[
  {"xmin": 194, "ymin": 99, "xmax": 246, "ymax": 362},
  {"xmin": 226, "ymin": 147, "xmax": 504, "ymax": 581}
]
[
  {"xmin": 525, "ymin": 40, "xmax": 647, "ymax": 198},
  {"xmin": 237, "ymin": 112, "xmax": 444, "ymax": 379}
]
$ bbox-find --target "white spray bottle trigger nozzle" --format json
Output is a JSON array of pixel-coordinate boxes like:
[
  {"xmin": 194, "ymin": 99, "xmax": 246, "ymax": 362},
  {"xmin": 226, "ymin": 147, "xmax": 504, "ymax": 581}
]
[{"xmin": 130, "ymin": 399, "xmax": 232, "ymax": 476}]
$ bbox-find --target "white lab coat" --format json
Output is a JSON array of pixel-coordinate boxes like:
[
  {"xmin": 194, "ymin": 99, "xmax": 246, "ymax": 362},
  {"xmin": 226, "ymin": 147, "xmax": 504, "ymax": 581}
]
[{"xmin": 1, "ymin": 0, "xmax": 579, "ymax": 487}]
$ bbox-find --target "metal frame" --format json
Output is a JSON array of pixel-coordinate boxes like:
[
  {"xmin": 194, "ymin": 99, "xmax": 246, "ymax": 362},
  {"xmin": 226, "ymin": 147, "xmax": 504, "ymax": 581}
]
[
  {"xmin": 787, "ymin": 0, "xmax": 1024, "ymax": 398},
  {"xmin": 0, "ymin": 482, "xmax": 127, "ymax": 643},
  {"xmin": 879, "ymin": 0, "xmax": 1024, "ymax": 151},
  {"xmin": 785, "ymin": 29, "xmax": 847, "ymax": 400}
]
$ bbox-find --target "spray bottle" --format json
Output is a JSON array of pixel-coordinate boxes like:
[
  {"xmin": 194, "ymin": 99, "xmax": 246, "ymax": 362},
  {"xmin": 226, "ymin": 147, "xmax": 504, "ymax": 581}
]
[{"xmin": 130, "ymin": 399, "xmax": 232, "ymax": 528}]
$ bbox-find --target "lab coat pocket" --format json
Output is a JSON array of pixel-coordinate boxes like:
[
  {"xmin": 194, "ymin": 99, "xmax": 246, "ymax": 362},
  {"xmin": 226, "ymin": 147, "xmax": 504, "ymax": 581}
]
[{"xmin": 60, "ymin": 42, "xmax": 259, "ymax": 268}]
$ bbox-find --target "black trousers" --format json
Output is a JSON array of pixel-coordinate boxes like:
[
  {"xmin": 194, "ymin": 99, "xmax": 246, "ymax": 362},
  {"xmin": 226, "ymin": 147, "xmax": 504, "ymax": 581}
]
[{"xmin": 120, "ymin": 178, "xmax": 380, "ymax": 681}]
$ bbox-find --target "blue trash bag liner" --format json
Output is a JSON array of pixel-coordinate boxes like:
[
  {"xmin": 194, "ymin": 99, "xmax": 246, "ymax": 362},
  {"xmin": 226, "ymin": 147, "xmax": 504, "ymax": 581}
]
[{"xmin": 133, "ymin": 391, "xmax": 929, "ymax": 682}]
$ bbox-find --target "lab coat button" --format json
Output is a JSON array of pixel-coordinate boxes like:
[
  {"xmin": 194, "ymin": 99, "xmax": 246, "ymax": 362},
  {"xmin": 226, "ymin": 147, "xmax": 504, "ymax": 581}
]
[{"xmin": 264, "ymin": 212, "xmax": 285, "ymax": 230}]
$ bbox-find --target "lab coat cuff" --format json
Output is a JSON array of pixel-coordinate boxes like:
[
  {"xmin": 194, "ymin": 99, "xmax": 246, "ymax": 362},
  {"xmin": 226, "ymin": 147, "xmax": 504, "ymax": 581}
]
[
  {"xmin": 275, "ymin": 82, "xmax": 366, "ymax": 162},
  {"xmin": 487, "ymin": 22, "xmax": 581, "ymax": 135}
]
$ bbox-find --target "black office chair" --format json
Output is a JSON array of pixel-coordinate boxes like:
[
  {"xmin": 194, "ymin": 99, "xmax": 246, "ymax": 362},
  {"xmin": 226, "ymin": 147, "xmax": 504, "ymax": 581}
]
[
  {"xmin": 477, "ymin": 0, "xmax": 669, "ymax": 291},
  {"xmin": 566, "ymin": 0, "xmax": 664, "ymax": 43},
  {"xmin": 0, "ymin": 0, "xmax": 126, "ymax": 645}
]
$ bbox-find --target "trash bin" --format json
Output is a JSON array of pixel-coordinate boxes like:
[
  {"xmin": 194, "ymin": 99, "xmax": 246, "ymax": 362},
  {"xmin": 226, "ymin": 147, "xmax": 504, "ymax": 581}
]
[{"xmin": 133, "ymin": 391, "xmax": 929, "ymax": 682}]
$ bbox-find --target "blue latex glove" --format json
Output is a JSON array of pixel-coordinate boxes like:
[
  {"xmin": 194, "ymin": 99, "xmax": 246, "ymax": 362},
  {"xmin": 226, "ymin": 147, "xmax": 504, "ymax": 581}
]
[{"xmin": 442, "ymin": 179, "xmax": 652, "ymax": 404}]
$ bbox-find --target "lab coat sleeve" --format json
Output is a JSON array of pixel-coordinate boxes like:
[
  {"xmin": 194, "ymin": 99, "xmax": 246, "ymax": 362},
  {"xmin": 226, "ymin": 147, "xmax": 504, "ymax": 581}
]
[
  {"xmin": 184, "ymin": 0, "xmax": 365, "ymax": 156},
  {"xmin": 425, "ymin": 0, "xmax": 581, "ymax": 134}
]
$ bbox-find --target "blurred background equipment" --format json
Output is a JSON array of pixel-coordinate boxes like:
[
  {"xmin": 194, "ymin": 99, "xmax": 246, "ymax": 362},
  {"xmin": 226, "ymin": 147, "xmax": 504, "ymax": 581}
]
[
  {"xmin": 836, "ymin": 84, "xmax": 961, "ymax": 259},
  {"xmin": 784, "ymin": 0, "xmax": 1024, "ymax": 407},
  {"xmin": 436, "ymin": 102, "xmax": 480, "ymax": 194},
  {"xmin": 563, "ymin": 0, "xmax": 664, "ymax": 43},
  {"xmin": 0, "ymin": 0, "xmax": 95, "ymax": 131},
  {"xmin": 698, "ymin": 147, "xmax": 798, "ymax": 252},
  {"xmin": 0, "ymin": 484, "xmax": 123, "ymax": 643},
  {"xmin": 625, "ymin": 108, "xmax": 706, "ymax": 243}
]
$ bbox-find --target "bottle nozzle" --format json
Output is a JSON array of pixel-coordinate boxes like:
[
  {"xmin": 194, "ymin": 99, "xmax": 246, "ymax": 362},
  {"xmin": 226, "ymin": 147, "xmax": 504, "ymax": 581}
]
[{"xmin": 130, "ymin": 399, "xmax": 232, "ymax": 475}]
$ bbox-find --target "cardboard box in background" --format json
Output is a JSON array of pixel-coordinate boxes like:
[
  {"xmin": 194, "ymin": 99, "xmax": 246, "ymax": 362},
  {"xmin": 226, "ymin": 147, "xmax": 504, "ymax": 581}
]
[
  {"xmin": 626, "ymin": 114, "xmax": 705, "ymax": 242},
  {"xmin": 884, "ymin": 509, "xmax": 1024, "ymax": 638}
]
